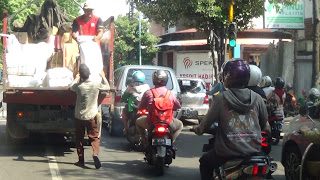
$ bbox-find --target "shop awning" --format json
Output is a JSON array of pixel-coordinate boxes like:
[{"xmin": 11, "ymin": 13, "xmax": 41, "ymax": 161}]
[{"xmin": 155, "ymin": 39, "xmax": 207, "ymax": 47}]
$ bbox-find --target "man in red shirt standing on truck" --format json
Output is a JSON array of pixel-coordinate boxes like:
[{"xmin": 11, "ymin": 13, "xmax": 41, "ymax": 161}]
[{"xmin": 71, "ymin": 3, "xmax": 104, "ymax": 43}]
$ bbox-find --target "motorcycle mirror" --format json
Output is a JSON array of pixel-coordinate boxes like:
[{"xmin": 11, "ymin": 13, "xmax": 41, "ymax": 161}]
[{"xmin": 299, "ymin": 105, "xmax": 308, "ymax": 117}]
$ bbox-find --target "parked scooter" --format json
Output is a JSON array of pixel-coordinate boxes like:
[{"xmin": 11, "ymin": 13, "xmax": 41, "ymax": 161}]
[
  {"xmin": 144, "ymin": 121, "xmax": 176, "ymax": 176},
  {"xmin": 268, "ymin": 113, "xmax": 284, "ymax": 145},
  {"xmin": 126, "ymin": 108, "xmax": 148, "ymax": 151},
  {"xmin": 192, "ymin": 124, "xmax": 277, "ymax": 180}
]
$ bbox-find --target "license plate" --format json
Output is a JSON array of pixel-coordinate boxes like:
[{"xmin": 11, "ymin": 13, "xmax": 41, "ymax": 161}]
[
  {"xmin": 183, "ymin": 109, "xmax": 198, "ymax": 118},
  {"xmin": 152, "ymin": 138, "xmax": 171, "ymax": 146}
]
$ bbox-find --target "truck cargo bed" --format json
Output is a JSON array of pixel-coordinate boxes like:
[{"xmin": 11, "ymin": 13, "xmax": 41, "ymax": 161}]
[{"xmin": 3, "ymin": 87, "xmax": 114, "ymax": 105}]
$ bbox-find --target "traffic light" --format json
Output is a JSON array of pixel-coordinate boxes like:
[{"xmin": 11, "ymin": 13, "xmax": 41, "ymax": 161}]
[{"xmin": 228, "ymin": 22, "xmax": 237, "ymax": 47}]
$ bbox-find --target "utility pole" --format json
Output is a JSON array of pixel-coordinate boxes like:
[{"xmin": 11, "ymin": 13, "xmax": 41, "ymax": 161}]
[
  {"xmin": 139, "ymin": 11, "xmax": 142, "ymax": 65},
  {"xmin": 313, "ymin": 0, "xmax": 320, "ymax": 88}
]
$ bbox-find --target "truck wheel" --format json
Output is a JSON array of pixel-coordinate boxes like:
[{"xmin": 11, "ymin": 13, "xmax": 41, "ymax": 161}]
[
  {"xmin": 109, "ymin": 114, "xmax": 124, "ymax": 137},
  {"xmin": 5, "ymin": 120, "xmax": 28, "ymax": 145},
  {"xmin": 6, "ymin": 103, "xmax": 29, "ymax": 144}
]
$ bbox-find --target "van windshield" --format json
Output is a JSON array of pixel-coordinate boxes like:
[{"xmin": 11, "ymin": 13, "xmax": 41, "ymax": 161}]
[{"xmin": 126, "ymin": 69, "xmax": 173, "ymax": 90}]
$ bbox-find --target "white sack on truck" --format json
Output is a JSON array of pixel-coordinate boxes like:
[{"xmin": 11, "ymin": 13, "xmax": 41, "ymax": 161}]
[
  {"xmin": 7, "ymin": 73, "xmax": 46, "ymax": 87},
  {"xmin": 43, "ymin": 67, "xmax": 74, "ymax": 87},
  {"xmin": 8, "ymin": 75, "xmax": 34, "ymax": 87},
  {"xmin": 7, "ymin": 72, "xmax": 47, "ymax": 87},
  {"xmin": 78, "ymin": 36, "xmax": 103, "ymax": 83},
  {"xmin": 5, "ymin": 35, "xmax": 54, "ymax": 76}
]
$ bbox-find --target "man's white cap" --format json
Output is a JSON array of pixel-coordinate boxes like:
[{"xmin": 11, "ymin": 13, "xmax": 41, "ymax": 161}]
[{"xmin": 83, "ymin": 3, "xmax": 94, "ymax": 10}]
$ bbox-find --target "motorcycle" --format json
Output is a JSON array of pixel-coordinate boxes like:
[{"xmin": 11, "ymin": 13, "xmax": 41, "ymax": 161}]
[
  {"xmin": 144, "ymin": 122, "xmax": 176, "ymax": 176},
  {"xmin": 194, "ymin": 123, "xmax": 277, "ymax": 180},
  {"xmin": 268, "ymin": 113, "xmax": 284, "ymax": 145},
  {"xmin": 126, "ymin": 108, "xmax": 148, "ymax": 151},
  {"xmin": 284, "ymin": 92, "xmax": 299, "ymax": 117}
]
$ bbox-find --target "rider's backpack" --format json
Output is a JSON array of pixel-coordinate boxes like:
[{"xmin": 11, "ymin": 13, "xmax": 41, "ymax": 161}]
[
  {"xmin": 266, "ymin": 91, "xmax": 280, "ymax": 116},
  {"xmin": 151, "ymin": 88, "xmax": 174, "ymax": 124}
]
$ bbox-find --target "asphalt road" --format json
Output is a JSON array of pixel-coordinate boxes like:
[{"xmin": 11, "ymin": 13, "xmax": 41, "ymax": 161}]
[
  {"xmin": 0, "ymin": 86, "xmax": 287, "ymax": 180},
  {"xmin": 0, "ymin": 120, "xmax": 287, "ymax": 180}
]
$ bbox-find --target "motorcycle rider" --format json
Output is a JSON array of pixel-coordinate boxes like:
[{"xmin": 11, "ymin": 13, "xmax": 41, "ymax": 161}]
[
  {"xmin": 306, "ymin": 88, "xmax": 320, "ymax": 118},
  {"xmin": 308, "ymin": 88, "xmax": 320, "ymax": 104},
  {"xmin": 246, "ymin": 64, "xmax": 266, "ymax": 100},
  {"xmin": 192, "ymin": 59, "xmax": 270, "ymax": 180},
  {"xmin": 121, "ymin": 71, "xmax": 150, "ymax": 133},
  {"xmin": 284, "ymin": 83, "xmax": 296, "ymax": 117},
  {"xmin": 261, "ymin": 76, "xmax": 275, "ymax": 97},
  {"xmin": 136, "ymin": 70, "xmax": 183, "ymax": 150},
  {"xmin": 271, "ymin": 77, "xmax": 286, "ymax": 116}
]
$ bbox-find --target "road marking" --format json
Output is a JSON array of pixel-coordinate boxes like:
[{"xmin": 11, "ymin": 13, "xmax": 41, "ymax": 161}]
[{"xmin": 46, "ymin": 148, "xmax": 62, "ymax": 180}]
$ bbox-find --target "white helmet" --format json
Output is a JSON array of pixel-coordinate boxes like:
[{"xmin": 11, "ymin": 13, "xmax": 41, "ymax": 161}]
[
  {"xmin": 247, "ymin": 65, "xmax": 262, "ymax": 86},
  {"xmin": 261, "ymin": 76, "xmax": 272, "ymax": 87},
  {"xmin": 309, "ymin": 88, "xmax": 320, "ymax": 99}
]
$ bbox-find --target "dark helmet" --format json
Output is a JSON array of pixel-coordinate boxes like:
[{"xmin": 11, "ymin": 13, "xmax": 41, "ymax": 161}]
[
  {"xmin": 152, "ymin": 70, "xmax": 168, "ymax": 86},
  {"xmin": 222, "ymin": 58, "xmax": 250, "ymax": 88},
  {"xmin": 285, "ymin": 83, "xmax": 293, "ymax": 91},
  {"xmin": 274, "ymin": 77, "xmax": 285, "ymax": 89}
]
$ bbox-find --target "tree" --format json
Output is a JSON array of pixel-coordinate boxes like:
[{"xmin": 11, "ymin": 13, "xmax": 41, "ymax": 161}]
[
  {"xmin": 130, "ymin": 0, "xmax": 299, "ymax": 80},
  {"xmin": 114, "ymin": 13, "xmax": 160, "ymax": 66}
]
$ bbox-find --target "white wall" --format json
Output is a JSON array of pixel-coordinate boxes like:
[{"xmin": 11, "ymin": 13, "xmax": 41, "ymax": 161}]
[{"xmin": 304, "ymin": 0, "xmax": 313, "ymax": 19}]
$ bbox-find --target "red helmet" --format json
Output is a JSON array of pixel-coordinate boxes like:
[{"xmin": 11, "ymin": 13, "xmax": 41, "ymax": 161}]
[{"xmin": 222, "ymin": 58, "xmax": 250, "ymax": 89}]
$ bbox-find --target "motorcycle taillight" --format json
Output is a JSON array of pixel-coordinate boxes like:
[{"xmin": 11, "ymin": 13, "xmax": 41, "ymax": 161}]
[
  {"xmin": 138, "ymin": 109, "xmax": 148, "ymax": 115},
  {"xmin": 262, "ymin": 165, "xmax": 268, "ymax": 175},
  {"xmin": 253, "ymin": 165, "xmax": 258, "ymax": 175},
  {"xmin": 261, "ymin": 137, "xmax": 268, "ymax": 147},
  {"xmin": 156, "ymin": 126, "xmax": 167, "ymax": 133},
  {"xmin": 243, "ymin": 164, "xmax": 268, "ymax": 175}
]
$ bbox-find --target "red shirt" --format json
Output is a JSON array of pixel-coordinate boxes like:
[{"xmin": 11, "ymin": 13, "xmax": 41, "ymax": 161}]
[{"xmin": 75, "ymin": 15, "xmax": 100, "ymax": 36}]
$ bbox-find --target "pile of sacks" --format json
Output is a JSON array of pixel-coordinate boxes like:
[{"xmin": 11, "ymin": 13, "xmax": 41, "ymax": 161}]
[
  {"xmin": 5, "ymin": 34, "xmax": 74, "ymax": 87},
  {"xmin": 3, "ymin": 34, "xmax": 104, "ymax": 88}
]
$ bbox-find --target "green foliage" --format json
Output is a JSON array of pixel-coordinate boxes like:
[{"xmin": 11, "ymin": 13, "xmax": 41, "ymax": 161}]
[
  {"xmin": 131, "ymin": 0, "xmax": 299, "ymax": 33},
  {"xmin": 114, "ymin": 13, "xmax": 160, "ymax": 66}
]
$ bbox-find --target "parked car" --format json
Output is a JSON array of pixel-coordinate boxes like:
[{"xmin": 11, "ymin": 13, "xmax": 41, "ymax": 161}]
[
  {"xmin": 281, "ymin": 106, "xmax": 320, "ymax": 180},
  {"xmin": 105, "ymin": 65, "xmax": 181, "ymax": 136},
  {"xmin": 177, "ymin": 77, "xmax": 209, "ymax": 123}
]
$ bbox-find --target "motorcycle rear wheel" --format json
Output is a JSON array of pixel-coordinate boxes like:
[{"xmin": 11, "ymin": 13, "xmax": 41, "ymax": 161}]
[
  {"xmin": 155, "ymin": 156, "xmax": 165, "ymax": 176},
  {"xmin": 271, "ymin": 132, "xmax": 280, "ymax": 145}
]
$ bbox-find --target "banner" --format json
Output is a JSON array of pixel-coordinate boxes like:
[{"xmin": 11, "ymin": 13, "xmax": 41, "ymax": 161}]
[
  {"xmin": 264, "ymin": 0, "xmax": 304, "ymax": 29},
  {"xmin": 176, "ymin": 52, "xmax": 215, "ymax": 84}
]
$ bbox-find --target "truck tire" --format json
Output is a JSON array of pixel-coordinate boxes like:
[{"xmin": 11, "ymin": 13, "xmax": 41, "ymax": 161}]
[
  {"xmin": 109, "ymin": 114, "xmax": 124, "ymax": 137},
  {"xmin": 6, "ymin": 103, "xmax": 29, "ymax": 144}
]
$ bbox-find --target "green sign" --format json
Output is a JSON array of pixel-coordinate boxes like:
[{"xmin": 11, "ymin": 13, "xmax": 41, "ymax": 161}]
[{"xmin": 264, "ymin": 0, "xmax": 304, "ymax": 29}]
